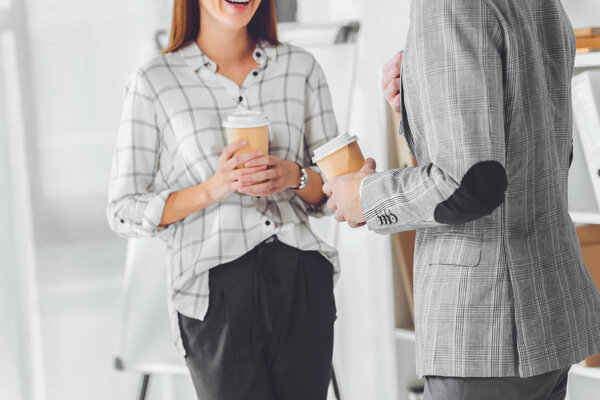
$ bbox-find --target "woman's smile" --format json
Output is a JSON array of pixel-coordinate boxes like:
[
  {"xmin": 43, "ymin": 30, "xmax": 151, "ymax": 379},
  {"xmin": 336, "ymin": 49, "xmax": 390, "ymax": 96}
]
[{"xmin": 224, "ymin": 0, "xmax": 252, "ymax": 12}]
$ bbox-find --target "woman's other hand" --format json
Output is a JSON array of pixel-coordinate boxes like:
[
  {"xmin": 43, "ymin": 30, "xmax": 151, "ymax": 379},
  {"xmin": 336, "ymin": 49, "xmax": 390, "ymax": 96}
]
[
  {"xmin": 238, "ymin": 156, "xmax": 301, "ymax": 196},
  {"xmin": 382, "ymin": 50, "xmax": 403, "ymax": 113},
  {"xmin": 206, "ymin": 141, "xmax": 267, "ymax": 202}
]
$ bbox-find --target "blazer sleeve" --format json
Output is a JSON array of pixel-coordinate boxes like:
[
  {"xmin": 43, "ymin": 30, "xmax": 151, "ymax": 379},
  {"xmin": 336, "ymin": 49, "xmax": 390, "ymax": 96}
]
[
  {"xmin": 106, "ymin": 71, "xmax": 175, "ymax": 240},
  {"xmin": 360, "ymin": 0, "xmax": 508, "ymax": 234}
]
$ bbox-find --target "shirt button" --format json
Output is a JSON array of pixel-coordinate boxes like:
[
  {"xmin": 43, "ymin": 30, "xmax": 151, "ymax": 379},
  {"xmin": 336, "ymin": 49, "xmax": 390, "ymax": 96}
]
[
  {"xmin": 255, "ymin": 51, "xmax": 262, "ymax": 58},
  {"xmin": 265, "ymin": 220, "xmax": 271, "ymax": 226},
  {"xmin": 120, "ymin": 219, "xmax": 125, "ymax": 224},
  {"xmin": 238, "ymin": 96, "xmax": 243, "ymax": 102},
  {"xmin": 252, "ymin": 71, "xmax": 258, "ymax": 77}
]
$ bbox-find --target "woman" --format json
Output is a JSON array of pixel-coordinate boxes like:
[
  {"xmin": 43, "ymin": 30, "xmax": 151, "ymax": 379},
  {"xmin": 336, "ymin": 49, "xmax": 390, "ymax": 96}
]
[{"xmin": 106, "ymin": 0, "xmax": 339, "ymax": 399}]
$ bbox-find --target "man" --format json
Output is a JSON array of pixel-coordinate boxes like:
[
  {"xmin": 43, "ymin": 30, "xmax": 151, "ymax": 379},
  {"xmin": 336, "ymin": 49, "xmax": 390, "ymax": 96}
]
[{"xmin": 324, "ymin": 0, "xmax": 600, "ymax": 399}]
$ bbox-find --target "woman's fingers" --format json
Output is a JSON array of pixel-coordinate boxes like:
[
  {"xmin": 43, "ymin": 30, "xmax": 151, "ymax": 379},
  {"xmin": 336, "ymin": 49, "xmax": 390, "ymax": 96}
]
[
  {"xmin": 224, "ymin": 150, "xmax": 263, "ymax": 171},
  {"xmin": 238, "ymin": 168, "xmax": 276, "ymax": 184},
  {"xmin": 229, "ymin": 165, "xmax": 267, "ymax": 182},
  {"xmin": 381, "ymin": 50, "xmax": 402, "ymax": 90},
  {"xmin": 244, "ymin": 155, "xmax": 274, "ymax": 168},
  {"xmin": 220, "ymin": 140, "xmax": 248, "ymax": 161},
  {"xmin": 239, "ymin": 180, "xmax": 276, "ymax": 195}
]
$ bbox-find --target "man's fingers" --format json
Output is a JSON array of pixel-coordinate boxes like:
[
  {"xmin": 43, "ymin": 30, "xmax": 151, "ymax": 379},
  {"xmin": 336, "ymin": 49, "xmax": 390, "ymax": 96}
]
[
  {"xmin": 322, "ymin": 180, "xmax": 333, "ymax": 196},
  {"xmin": 384, "ymin": 78, "xmax": 400, "ymax": 103},
  {"xmin": 334, "ymin": 210, "xmax": 346, "ymax": 223},
  {"xmin": 327, "ymin": 197, "xmax": 337, "ymax": 210},
  {"xmin": 381, "ymin": 51, "xmax": 402, "ymax": 81},
  {"xmin": 389, "ymin": 95, "xmax": 401, "ymax": 114},
  {"xmin": 362, "ymin": 157, "xmax": 377, "ymax": 172},
  {"xmin": 349, "ymin": 221, "xmax": 366, "ymax": 229},
  {"xmin": 381, "ymin": 51, "xmax": 403, "ymax": 89}
]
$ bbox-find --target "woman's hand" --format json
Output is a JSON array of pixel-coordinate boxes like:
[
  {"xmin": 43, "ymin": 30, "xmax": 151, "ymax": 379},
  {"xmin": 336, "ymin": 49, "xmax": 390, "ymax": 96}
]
[
  {"xmin": 382, "ymin": 50, "xmax": 403, "ymax": 113},
  {"xmin": 206, "ymin": 141, "xmax": 267, "ymax": 203},
  {"xmin": 238, "ymin": 155, "xmax": 301, "ymax": 196}
]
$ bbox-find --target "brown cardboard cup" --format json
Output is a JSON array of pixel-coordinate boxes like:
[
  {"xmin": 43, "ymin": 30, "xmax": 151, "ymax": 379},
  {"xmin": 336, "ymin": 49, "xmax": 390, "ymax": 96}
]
[
  {"xmin": 223, "ymin": 110, "xmax": 270, "ymax": 168},
  {"xmin": 312, "ymin": 133, "xmax": 365, "ymax": 180}
]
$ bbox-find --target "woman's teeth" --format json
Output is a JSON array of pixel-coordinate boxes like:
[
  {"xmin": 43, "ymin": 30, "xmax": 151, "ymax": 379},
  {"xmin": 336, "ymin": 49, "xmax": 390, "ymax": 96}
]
[{"xmin": 225, "ymin": 0, "xmax": 250, "ymax": 4}]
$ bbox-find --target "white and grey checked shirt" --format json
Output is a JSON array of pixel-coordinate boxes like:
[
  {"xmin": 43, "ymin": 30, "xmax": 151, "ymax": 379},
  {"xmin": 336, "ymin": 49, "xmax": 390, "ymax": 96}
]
[{"xmin": 107, "ymin": 41, "xmax": 339, "ymax": 354}]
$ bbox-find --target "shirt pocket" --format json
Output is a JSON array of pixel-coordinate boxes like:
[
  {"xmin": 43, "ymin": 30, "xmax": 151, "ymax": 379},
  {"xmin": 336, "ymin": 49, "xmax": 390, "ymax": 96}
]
[{"xmin": 428, "ymin": 233, "xmax": 483, "ymax": 267}]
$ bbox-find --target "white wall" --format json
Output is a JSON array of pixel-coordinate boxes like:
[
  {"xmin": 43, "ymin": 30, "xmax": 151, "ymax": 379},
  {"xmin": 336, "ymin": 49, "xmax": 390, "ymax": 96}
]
[
  {"xmin": 562, "ymin": 0, "xmax": 600, "ymax": 28},
  {"xmin": 26, "ymin": 0, "xmax": 171, "ymax": 245},
  {"xmin": 296, "ymin": 0, "xmax": 412, "ymax": 399},
  {"xmin": 336, "ymin": 2, "xmax": 411, "ymax": 399},
  {"xmin": 0, "ymin": 11, "xmax": 45, "ymax": 398}
]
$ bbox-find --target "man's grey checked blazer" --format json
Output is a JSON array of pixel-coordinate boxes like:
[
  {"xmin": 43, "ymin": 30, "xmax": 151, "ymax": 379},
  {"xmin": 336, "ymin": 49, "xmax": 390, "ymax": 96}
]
[{"xmin": 360, "ymin": 0, "xmax": 600, "ymax": 378}]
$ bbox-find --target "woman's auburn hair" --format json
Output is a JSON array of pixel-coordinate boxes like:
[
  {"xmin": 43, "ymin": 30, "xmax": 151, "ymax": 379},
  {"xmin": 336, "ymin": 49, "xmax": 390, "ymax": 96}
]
[{"xmin": 162, "ymin": 0, "xmax": 279, "ymax": 54}]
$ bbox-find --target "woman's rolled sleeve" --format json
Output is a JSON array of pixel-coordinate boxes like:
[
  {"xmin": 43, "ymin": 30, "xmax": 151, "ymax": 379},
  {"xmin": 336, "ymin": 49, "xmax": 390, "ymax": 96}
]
[{"xmin": 106, "ymin": 71, "xmax": 175, "ymax": 241}]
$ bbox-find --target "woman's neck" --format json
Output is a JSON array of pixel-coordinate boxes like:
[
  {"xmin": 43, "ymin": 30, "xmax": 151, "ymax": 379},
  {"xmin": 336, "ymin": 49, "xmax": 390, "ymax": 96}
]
[{"xmin": 197, "ymin": 14, "xmax": 255, "ymax": 68}]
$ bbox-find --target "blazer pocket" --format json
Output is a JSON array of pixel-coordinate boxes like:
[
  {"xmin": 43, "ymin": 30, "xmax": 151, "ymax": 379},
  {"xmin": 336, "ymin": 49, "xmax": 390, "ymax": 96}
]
[{"xmin": 428, "ymin": 233, "xmax": 483, "ymax": 267}]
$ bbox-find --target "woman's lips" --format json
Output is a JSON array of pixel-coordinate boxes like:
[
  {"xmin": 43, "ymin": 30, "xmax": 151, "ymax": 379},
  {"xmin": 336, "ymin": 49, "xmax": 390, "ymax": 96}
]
[{"xmin": 224, "ymin": 0, "xmax": 251, "ymax": 11}]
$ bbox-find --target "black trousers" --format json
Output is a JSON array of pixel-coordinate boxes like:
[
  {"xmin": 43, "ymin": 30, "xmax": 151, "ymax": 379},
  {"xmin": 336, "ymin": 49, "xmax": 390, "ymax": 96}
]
[
  {"xmin": 178, "ymin": 237, "xmax": 336, "ymax": 400},
  {"xmin": 424, "ymin": 367, "xmax": 571, "ymax": 400}
]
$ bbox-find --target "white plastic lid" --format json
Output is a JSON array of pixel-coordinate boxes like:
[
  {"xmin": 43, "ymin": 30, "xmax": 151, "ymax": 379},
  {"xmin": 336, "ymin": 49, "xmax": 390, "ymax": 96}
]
[
  {"xmin": 312, "ymin": 133, "xmax": 359, "ymax": 163},
  {"xmin": 223, "ymin": 110, "xmax": 270, "ymax": 128}
]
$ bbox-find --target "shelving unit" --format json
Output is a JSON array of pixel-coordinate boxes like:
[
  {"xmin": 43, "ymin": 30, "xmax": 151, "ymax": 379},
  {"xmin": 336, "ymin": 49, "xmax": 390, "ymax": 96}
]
[
  {"xmin": 570, "ymin": 211, "xmax": 600, "ymax": 225},
  {"xmin": 393, "ymin": 329, "xmax": 422, "ymax": 400},
  {"xmin": 562, "ymin": 52, "xmax": 600, "ymax": 399},
  {"xmin": 575, "ymin": 52, "xmax": 600, "ymax": 69}
]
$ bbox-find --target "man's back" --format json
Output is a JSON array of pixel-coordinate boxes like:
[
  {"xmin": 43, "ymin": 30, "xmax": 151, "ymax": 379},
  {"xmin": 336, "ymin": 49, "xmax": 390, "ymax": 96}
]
[{"xmin": 361, "ymin": 0, "xmax": 600, "ymax": 378}]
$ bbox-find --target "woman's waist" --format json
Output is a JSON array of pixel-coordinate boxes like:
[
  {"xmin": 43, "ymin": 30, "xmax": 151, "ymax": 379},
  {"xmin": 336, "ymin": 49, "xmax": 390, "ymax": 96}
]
[
  {"xmin": 169, "ymin": 210, "xmax": 325, "ymax": 264},
  {"xmin": 168, "ymin": 229, "xmax": 338, "ymax": 286}
]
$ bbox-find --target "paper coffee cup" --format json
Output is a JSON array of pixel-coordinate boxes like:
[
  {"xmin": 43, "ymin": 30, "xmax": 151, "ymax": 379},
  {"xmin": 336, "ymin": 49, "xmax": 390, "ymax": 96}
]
[
  {"xmin": 223, "ymin": 110, "xmax": 270, "ymax": 168},
  {"xmin": 312, "ymin": 133, "xmax": 365, "ymax": 180}
]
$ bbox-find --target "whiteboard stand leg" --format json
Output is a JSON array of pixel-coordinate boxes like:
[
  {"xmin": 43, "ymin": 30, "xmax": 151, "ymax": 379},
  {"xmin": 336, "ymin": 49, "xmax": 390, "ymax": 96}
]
[
  {"xmin": 332, "ymin": 366, "xmax": 341, "ymax": 400},
  {"xmin": 138, "ymin": 374, "xmax": 151, "ymax": 400}
]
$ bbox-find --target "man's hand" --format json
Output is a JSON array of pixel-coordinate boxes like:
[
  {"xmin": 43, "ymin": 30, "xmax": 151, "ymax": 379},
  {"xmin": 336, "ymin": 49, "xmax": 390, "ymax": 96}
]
[
  {"xmin": 382, "ymin": 50, "xmax": 403, "ymax": 113},
  {"xmin": 322, "ymin": 158, "xmax": 377, "ymax": 228}
]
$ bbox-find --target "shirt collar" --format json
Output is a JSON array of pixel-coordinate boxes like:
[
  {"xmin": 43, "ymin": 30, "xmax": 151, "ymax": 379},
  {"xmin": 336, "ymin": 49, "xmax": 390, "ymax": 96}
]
[
  {"xmin": 178, "ymin": 41, "xmax": 216, "ymax": 72},
  {"xmin": 178, "ymin": 40, "xmax": 278, "ymax": 73},
  {"xmin": 254, "ymin": 41, "xmax": 278, "ymax": 63}
]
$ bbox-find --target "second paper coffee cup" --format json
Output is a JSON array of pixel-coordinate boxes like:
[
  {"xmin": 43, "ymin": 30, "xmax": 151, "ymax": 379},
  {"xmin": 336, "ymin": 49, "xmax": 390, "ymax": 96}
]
[
  {"xmin": 223, "ymin": 110, "xmax": 270, "ymax": 168},
  {"xmin": 312, "ymin": 133, "xmax": 365, "ymax": 180}
]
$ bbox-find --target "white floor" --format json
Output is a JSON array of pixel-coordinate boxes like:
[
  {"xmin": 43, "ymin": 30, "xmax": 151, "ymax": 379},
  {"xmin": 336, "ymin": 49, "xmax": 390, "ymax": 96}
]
[{"xmin": 36, "ymin": 239, "xmax": 197, "ymax": 400}]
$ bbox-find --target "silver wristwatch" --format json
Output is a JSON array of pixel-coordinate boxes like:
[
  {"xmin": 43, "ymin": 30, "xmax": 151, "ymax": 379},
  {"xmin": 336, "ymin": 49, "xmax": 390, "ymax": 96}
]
[{"xmin": 295, "ymin": 164, "xmax": 309, "ymax": 190}]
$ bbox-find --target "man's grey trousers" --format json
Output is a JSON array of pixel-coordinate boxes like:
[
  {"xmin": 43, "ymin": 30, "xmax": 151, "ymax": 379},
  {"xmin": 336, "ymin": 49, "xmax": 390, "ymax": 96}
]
[{"xmin": 424, "ymin": 367, "xmax": 570, "ymax": 400}]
